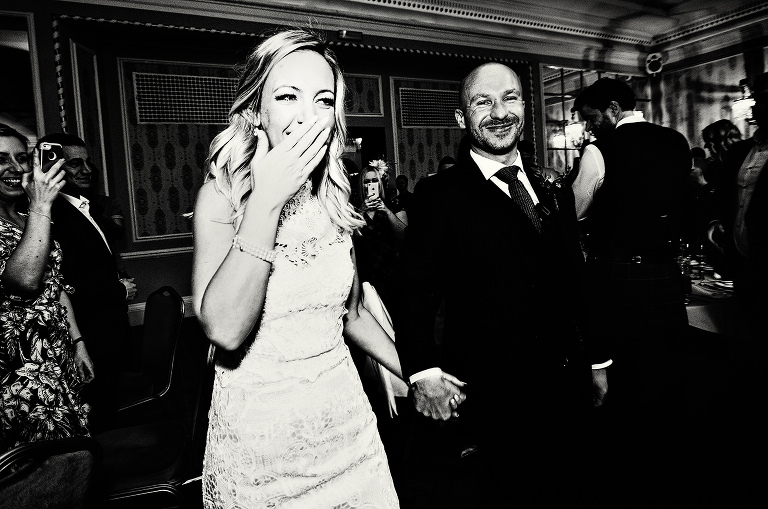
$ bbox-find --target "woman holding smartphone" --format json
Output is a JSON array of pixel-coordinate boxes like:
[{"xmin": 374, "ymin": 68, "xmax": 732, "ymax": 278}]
[
  {"xmin": 354, "ymin": 162, "xmax": 407, "ymax": 308},
  {"xmin": 0, "ymin": 124, "xmax": 94, "ymax": 453}
]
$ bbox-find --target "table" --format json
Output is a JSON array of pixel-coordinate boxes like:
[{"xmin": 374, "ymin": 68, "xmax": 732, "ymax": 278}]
[{"xmin": 685, "ymin": 277, "xmax": 735, "ymax": 335}]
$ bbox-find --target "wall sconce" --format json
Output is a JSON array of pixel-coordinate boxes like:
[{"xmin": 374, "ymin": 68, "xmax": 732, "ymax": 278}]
[{"xmin": 732, "ymin": 79, "xmax": 755, "ymax": 124}]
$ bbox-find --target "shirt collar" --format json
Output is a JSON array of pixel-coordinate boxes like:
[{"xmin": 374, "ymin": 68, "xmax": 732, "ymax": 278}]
[
  {"xmin": 60, "ymin": 193, "xmax": 88, "ymax": 208},
  {"xmin": 470, "ymin": 148, "xmax": 523, "ymax": 181},
  {"xmin": 616, "ymin": 112, "xmax": 646, "ymax": 128}
]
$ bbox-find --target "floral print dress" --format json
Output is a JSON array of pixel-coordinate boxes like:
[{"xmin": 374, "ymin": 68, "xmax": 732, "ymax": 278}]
[{"xmin": 0, "ymin": 216, "xmax": 89, "ymax": 453}]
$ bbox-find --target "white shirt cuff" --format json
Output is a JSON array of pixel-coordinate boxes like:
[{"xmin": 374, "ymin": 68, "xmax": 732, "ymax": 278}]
[
  {"xmin": 408, "ymin": 368, "xmax": 443, "ymax": 385},
  {"xmin": 592, "ymin": 360, "xmax": 612, "ymax": 369}
]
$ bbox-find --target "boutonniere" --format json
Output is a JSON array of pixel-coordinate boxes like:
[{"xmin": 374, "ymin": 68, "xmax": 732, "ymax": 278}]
[
  {"xmin": 529, "ymin": 165, "xmax": 570, "ymax": 212},
  {"xmin": 531, "ymin": 166, "xmax": 567, "ymax": 190}
]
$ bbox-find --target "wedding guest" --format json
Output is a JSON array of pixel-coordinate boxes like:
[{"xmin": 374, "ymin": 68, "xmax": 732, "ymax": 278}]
[
  {"xmin": 572, "ymin": 77, "xmax": 691, "ymax": 505},
  {"xmin": 681, "ymin": 146, "xmax": 716, "ymax": 246},
  {"xmin": 708, "ymin": 72, "xmax": 768, "ymax": 343},
  {"xmin": 703, "ymin": 119, "xmax": 741, "ymax": 193},
  {"xmin": 0, "ymin": 124, "xmax": 93, "ymax": 452},
  {"xmin": 705, "ymin": 72, "xmax": 768, "ymax": 507},
  {"xmin": 391, "ymin": 174, "xmax": 413, "ymax": 212},
  {"xmin": 355, "ymin": 160, "xmax": 407, "ymax": 319},
  {"xmin": 703, "ymin": 118, "xmax": 741, "ymax": 163},
  {"xmin": 38, "ymin": 132, "xmax": 135, "ymax": 433}
]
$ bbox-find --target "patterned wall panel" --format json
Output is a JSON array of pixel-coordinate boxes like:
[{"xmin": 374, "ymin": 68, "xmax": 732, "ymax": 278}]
[
  {"xmin": 661, "ymin": 53, "xmax": 748, "ymax": 149},
  {"xmin": 391, "ymin": 78, "xmax": 464, "ymax": 183},
  {"xmin": 345, "ymin": 74, "xmax": 383, "ymax": 117},
  {"xmin": 120, "ymin": 60, "xmax": 232, "ymax": 241}
]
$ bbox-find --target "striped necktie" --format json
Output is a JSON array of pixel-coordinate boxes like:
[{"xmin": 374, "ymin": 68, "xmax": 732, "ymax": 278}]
[{"xmin": 495, "ymin": 166, "xmax": 542, "ymax": 233}]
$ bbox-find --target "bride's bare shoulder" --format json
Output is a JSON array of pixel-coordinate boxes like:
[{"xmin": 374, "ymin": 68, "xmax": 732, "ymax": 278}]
[{"xmin": 195, "ymin": 179, "xmax": 232, "ymax": 216}]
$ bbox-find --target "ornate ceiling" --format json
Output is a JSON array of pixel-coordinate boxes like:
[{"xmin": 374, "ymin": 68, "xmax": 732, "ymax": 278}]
[{"xmin": 65, "ymin": 0, "xmax": 768, "ymax": 73}]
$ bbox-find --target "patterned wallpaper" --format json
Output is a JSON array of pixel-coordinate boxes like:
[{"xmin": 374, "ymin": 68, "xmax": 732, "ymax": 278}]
[
  {"xmin": 391, "ymin": 78, "xmax": 464, "ymax": 183},
  {"xmin": 120, "ymin": 60, "xmax": 231, "ymax": 240},
  {"xmin": 660, "ymin": 45, "xmax": 768, "ymax": 149},
  {"xmin": 661, "ymin": 54, "xmax": 747, "ymax": 149},
  {"xmin": 346, "ymin": 74, "xmax": 383, "ymax": 116}
]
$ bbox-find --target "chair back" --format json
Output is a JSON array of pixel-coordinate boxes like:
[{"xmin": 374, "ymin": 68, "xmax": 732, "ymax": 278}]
[
  {"xmin": 140, "ymin": 286, "xmax": 184, "ymax": 400},
  {"xmin": 0, "ymin": 437, "xmax": 101, "ymax": 508}
]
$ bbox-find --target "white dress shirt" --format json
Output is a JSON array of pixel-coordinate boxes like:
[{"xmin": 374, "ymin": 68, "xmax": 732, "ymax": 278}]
[
  {"xmin": 471, "ymin": 149, "xmax": 539, "ymax": 203},
  {"xmin": 60, "ymin": 193, "xmax": 112, "ymax": 254},
  {"xmin": 571, "ymin": 114, "xmax": 646, "ymax": 221}
]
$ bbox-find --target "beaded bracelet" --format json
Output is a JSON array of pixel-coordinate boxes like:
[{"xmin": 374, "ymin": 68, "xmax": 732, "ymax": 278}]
[{"xmin": 232, "ymin": 235, "xmax": 277, "ymax": 263}]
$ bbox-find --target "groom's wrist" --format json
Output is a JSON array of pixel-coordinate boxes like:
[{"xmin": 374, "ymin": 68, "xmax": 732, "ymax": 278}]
[{"xmin": 408, "ymin": 367, "xmax": 442, "ymax": 386}]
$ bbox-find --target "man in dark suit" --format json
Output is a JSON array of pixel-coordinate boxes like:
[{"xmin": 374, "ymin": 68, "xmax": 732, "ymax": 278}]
[
  {"xmin": 38, "ymin": 133, "xmax": 136, "ymax": 433},
  {"xmin": 571, "ymin": 78, "xmax": 691, "ymax": 505},
  {"xmin": 709, "ymin": 71, "xmax": 768, "ymax": 343},
  {"xmin": 396, "ymin": 62, "xmax": 609, "ymax": 507}
]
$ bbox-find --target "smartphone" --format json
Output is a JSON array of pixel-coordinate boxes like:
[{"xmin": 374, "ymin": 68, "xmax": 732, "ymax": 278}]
[
  {"xmin": 39, "ymin": 142, "xmax": 64, "ymax": 173},
  {"xmin": 366, "ymin": 182, "xmax": 379, "ymax": 200}
]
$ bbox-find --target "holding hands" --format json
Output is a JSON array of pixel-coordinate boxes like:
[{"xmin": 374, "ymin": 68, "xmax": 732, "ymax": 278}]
[
  {"xmin": 249, "ymin": 115, "xmax": 331, "ymax": 212},
  {"xmin": 411, "ymin": 372, "xmax": 467, "ymax": 421}
]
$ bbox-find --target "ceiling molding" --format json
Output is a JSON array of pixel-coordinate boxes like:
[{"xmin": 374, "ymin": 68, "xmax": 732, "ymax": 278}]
[
  {"xmin": 344, "ymin": 0, "xmax": 651, "ymax": 45},
  {"xmin": 57, "ymin": 0, "xmax": 768, "ymax": 73},
  {"xmin": 651, "ymin": 1, "xmax": 768, "ymax": 45}
]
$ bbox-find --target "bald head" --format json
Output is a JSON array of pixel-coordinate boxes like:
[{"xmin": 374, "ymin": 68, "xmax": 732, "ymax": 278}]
[
  {"xmin": 455, "ymin": 62, "xmax": 525, "ymax": 162},
  {"xmin": 460, "ymin": 63, "xmax": 520, "ymax": 111}
]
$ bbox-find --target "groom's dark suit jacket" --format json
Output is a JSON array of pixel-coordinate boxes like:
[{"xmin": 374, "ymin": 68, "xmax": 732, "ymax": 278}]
[{"xmin": 397, "ymin": 146, "xmax": 608, "ymax": 440}]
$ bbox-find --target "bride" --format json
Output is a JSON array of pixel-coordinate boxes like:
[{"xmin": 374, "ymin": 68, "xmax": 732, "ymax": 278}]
[{"xmin": 193, "ymin": 28, "xmax": 464, "ymax": 508}]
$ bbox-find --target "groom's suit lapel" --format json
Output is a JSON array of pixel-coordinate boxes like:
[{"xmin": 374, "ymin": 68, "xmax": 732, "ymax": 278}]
[{"xmin": 459, "ymin": 157, "xmax": 542, "ymax": 270}]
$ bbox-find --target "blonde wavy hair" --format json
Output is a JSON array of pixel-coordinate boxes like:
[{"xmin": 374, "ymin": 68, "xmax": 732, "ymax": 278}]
[{"xmin": 205, "ymin": 28, "xmax": 363, "ymax": 232}]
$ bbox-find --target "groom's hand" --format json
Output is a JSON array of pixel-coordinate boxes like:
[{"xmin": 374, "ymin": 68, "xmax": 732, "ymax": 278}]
[{"xmin": 411, "ymin": 375, "xmax": 466, "ymax": 421}]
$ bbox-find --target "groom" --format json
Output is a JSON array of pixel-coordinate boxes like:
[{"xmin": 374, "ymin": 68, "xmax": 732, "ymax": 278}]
[{"xmin": 396, "ymin": 62, "xmax": 609, "ymax": 507}]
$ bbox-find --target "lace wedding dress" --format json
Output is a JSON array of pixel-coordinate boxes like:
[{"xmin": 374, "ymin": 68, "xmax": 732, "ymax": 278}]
[{"xmin": 203, "ymin": 181, "xmax": 399, "ymax": 508}]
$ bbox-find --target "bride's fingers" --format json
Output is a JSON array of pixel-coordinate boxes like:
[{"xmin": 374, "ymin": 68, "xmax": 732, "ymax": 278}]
[
  {"xmin": 295, "ymin": 127, "xmax": 331, "ymax": 177},
  {"xmin": 286, "ymin": 116, "xmax": 333, "ymax": 161},
  {"xmin": 281, "ymin": 115, "xmax": 323, "ymax": 153},
  {"xmin": 299, "ymin": 140, "xmax": 330, "ymax": 180}
]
